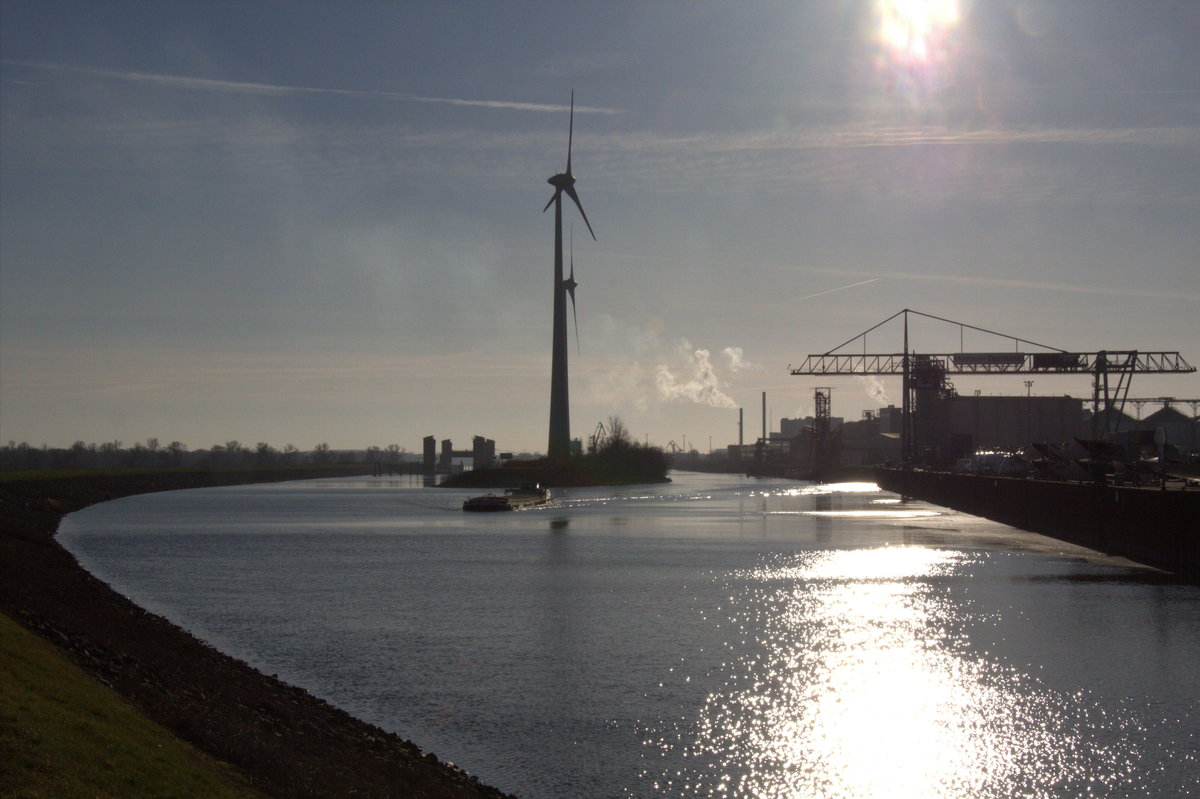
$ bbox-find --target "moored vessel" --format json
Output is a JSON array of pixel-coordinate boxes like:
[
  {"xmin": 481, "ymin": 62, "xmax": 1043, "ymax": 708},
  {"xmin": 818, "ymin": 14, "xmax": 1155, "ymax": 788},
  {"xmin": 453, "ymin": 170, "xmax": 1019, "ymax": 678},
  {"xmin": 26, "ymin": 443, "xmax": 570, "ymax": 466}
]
[{"xmin": 463, "ymin": 484, "xmax": 551, "ymax": 512}]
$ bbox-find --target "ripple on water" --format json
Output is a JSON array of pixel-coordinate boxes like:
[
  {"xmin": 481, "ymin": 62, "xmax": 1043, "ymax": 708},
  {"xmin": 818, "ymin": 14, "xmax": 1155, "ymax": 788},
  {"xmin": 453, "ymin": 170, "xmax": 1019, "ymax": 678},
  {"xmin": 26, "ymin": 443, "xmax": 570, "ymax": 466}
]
[{"xmin": 638, "ymin": 547, "xmax": 1153, "ymax": 799}]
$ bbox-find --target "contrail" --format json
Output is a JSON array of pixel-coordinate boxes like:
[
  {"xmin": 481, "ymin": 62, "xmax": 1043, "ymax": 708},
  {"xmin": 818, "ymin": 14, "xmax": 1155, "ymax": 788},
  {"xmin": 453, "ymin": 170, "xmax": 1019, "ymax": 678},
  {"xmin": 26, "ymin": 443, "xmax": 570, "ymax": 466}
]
[
  {"xmin": 778, "ymin": 277, "xmax": 881, "ymax": 306},
  {"xmin": 2, "ymin": 59, "xmax": 624, "ymax": 114},
  {"xmin": 768, "ymin": 264, "xmax": 1199, "ymax": 302}
]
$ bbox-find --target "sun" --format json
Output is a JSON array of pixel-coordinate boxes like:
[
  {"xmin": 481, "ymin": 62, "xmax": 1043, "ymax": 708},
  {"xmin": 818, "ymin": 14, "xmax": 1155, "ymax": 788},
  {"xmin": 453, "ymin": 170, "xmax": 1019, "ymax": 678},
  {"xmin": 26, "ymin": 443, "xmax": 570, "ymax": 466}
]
[
  {"xmin": 879, "ymin": 0, "xmax": 962, "ymax": 63},
  {"xmin": 874, "ymin": 0, "xmax": 963, "ymax": 105}
]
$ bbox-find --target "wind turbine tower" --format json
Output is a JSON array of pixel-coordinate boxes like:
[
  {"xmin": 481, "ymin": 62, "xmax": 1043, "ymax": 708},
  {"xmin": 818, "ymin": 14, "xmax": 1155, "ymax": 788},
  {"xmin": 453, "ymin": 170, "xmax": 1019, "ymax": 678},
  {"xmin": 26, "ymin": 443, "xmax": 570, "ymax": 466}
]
[{"xmin": 543, "ymin": 91, "xmax": 595, "ymax": 458}]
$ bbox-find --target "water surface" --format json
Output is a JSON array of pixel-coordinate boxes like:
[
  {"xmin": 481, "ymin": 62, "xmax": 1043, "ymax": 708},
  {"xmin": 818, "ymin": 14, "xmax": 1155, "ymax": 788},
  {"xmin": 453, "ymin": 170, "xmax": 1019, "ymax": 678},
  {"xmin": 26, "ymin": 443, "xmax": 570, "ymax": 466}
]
[{"xmin": 59, "ymin": 472, "xmax": 1200, "ymax": 798}]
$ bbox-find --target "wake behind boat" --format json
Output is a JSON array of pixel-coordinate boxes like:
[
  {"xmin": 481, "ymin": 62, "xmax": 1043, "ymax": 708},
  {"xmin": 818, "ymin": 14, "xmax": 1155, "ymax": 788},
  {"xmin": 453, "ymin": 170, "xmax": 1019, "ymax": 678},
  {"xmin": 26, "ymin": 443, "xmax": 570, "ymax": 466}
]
[{"xmin": 462, "ymin": 484, "xmax": 552, "ymax": 512}]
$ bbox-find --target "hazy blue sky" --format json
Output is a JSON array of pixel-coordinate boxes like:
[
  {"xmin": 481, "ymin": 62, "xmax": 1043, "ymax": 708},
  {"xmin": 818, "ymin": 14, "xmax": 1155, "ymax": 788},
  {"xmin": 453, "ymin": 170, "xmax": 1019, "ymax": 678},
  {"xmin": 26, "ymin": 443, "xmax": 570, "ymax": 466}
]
[{"xmin": 2, "ymin": 0, "xmax": 1197, "ymax": 454}]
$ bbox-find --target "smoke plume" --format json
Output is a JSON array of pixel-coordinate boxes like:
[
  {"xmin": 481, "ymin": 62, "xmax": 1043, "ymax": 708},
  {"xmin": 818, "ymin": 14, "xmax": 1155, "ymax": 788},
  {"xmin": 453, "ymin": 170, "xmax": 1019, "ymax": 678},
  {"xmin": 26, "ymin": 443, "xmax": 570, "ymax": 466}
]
[
  {"xmin": 655, "ymin": 343, "xmax": 738, "ymax": 409},
  {"xmin": 723, "ymin": 346, "xmax": 763, "ymax": 373},
  {"xmin": 857, "ymin": 375, "xmax": 889, "ymax": 405}
]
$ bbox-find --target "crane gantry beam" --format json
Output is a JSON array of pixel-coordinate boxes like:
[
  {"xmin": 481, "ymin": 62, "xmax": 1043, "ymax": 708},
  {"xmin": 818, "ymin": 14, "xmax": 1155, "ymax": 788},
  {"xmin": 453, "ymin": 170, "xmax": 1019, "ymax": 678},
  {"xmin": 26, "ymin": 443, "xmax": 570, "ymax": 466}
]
[
  {"xmin": 789, "ymin": 309, "xmax": 1196, "ymax": 466},
  {"xmin": 789, "ymin": 350, "xmax": 1195, "ymax": 377}
]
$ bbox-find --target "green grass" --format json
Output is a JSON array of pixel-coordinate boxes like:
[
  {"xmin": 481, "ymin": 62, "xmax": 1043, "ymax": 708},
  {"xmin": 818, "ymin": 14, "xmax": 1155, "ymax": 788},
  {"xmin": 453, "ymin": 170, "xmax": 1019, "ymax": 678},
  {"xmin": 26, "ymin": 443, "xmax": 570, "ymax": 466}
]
[{"xmin": 0, "ymin": 612, "xmax": 267, "ymax": 799}]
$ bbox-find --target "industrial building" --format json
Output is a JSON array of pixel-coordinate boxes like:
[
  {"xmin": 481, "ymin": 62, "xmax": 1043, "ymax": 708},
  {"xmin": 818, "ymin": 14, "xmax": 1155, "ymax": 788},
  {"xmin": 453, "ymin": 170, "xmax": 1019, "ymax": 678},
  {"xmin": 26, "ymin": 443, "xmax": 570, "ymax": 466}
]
[
  {"xmin": 920, "ymin": 394, "xmax": 1087, "ymax": 463},
  {"xmin": 717, "ymin": 389, "xmax": 1197, "ymax": 477},
  {"xmin": 422, "ymin": 435, "xmax": 496, "ymax": 473}
]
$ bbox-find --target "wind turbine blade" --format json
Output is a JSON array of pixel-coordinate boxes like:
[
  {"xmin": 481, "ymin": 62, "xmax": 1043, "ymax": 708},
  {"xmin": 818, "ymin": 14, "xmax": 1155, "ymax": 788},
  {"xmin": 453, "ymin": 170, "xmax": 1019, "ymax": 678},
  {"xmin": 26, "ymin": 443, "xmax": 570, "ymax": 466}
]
[
  {"xmin": 569, "ymin": 227, "xmax": 580, "ymax": 354},
  {"xmin": 570, "ymin": 287, "xmax": 580, "ymax": 355},
  {"xmin": 564, "ymin": 185, "xmax": 596, "ymax": 240},
  {"xmin": 566, "ymin": 89, "xmax": 574, "ymax": 176},
  {"xmin": 542, "ymin": 190, "xmax": 559, "ymax": 213}
]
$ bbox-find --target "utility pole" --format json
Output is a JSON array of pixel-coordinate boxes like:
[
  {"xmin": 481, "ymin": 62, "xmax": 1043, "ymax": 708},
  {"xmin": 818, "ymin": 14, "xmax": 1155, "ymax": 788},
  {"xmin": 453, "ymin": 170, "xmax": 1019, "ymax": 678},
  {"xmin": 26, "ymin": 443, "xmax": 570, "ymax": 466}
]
[
  {"xmin": 761, "ymin": 391, "xmax": 767, "ymax": 442},
  {"xmin": 1025, "ymin": 380, "xmax": 1034, "ymax": 442}
]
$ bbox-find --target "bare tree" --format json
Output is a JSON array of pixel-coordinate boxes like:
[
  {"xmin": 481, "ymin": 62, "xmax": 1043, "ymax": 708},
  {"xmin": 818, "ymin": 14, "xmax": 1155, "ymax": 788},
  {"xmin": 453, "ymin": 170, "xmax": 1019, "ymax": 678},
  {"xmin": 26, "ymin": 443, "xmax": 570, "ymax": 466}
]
[
  {"xmin": 606, "ymin": 416, "xmax": 632, "ymax": 449},
  {"xmin": 255, "ymin": 442, "xmax": 277, "ymax": 465},
  {"xmin": 165, "ymin": 441, "xmax": 187, "ymax": 467}
]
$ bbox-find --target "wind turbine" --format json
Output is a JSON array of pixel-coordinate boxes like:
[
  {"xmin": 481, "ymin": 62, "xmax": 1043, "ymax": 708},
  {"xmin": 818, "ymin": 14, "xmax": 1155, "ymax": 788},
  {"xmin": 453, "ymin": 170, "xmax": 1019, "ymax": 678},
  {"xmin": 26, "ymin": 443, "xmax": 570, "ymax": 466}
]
[{"xmin": 544, "ymin": 90, "xmax": 595, "ymax": 459}]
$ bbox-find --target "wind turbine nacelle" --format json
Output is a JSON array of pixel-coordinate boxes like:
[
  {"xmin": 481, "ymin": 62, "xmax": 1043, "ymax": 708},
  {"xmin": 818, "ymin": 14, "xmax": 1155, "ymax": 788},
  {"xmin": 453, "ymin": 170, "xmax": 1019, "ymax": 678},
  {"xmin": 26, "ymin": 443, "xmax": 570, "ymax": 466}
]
[{"xmin": 548, "ymin": 172, "xmax": 575, "ymax": 190}]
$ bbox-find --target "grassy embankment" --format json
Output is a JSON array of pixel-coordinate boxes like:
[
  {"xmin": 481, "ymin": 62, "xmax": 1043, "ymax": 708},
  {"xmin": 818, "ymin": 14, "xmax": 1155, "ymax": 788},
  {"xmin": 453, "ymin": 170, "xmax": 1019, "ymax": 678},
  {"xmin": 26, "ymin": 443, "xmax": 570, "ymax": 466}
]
[
  {"xmin": 0, "ymin": 611, "xmax": 264, "ymax": 799},
  {"xmin": 1, "ymin": 464, "xmax": 510, "ymax": 799}
]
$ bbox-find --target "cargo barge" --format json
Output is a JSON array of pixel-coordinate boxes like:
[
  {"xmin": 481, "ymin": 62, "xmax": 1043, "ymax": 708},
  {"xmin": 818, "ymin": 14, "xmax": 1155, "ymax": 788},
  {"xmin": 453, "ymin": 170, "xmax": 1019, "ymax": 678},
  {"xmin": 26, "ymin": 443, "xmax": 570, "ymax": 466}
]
[
  {"xmin": 462, "ymin": 484, "xmax": 552, "ymax": 512},
  {"xmin": 875, "ymin": 468, "xmax": 1200, "ymax": 579}
]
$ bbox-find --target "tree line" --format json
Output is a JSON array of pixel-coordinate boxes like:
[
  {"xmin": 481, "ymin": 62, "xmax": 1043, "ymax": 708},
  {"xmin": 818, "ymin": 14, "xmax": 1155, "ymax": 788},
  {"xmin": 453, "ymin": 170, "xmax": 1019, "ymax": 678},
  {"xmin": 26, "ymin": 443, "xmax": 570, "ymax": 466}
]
[{"xmin": 0, "ymin": 439, "xmax": 412, "ymax": 472}]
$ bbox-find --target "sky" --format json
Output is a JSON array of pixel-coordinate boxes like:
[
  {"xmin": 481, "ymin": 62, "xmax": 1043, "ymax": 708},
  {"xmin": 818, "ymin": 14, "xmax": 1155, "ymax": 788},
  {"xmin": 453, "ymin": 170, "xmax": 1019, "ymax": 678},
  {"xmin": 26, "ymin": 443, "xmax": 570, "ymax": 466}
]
[{"xmin": 2, "ymin": 0, "xmax": 1197, "ymax": 455}]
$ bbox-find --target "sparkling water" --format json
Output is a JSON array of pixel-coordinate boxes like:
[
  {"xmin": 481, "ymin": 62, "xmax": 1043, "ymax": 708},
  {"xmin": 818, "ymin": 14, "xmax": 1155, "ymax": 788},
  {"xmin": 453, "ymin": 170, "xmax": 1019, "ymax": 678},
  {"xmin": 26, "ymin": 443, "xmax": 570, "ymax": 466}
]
[{"xmin": 59, "ymin": 472, "xmax": 1200, "ymax": 798}]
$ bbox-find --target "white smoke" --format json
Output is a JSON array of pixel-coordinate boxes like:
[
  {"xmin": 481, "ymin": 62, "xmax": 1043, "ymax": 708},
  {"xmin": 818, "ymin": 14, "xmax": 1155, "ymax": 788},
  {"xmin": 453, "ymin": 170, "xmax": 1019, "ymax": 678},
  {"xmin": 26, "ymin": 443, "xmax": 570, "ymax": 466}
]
[
  {"xmin": 655, "ymin": 343, "xmax": 738, "ymax": 409},
  {"xmin": 585, "ymin": 319, "xmax": 746, "ymax": 411},
  {"xmin": 723, "ymin": 346, "xmax": 764, "ymax": 373},
  {"xmin": 857, "ymin": 375, "xmax": 889, "ymax": 405}
]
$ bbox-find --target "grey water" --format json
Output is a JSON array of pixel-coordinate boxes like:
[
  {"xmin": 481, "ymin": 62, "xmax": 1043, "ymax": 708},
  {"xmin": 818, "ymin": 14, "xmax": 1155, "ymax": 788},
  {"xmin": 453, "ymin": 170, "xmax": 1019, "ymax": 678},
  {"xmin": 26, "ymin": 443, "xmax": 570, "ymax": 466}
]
[{"xmin": 58, "ymin": 471, "xmax": 1199, "ymax": 798}]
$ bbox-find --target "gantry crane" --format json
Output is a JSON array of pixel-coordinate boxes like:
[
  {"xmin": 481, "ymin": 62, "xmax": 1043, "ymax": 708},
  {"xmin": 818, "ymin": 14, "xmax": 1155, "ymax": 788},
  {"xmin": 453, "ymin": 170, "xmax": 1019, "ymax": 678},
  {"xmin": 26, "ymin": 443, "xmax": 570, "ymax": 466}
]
[
  {"xmin": 789, "ymin": 309, "xmax": 1195, "ymax": 465},
  {"xmin": 588, "ymin": 421, "xmax": 608, "ymax": 455}
]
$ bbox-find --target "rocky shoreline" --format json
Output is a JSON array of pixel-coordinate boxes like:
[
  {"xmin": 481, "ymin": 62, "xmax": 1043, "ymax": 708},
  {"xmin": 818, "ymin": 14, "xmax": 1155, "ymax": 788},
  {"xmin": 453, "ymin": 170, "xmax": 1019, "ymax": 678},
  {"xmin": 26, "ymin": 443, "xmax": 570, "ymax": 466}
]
[{"xmin": 0, "ymin": 468, "xmax": 514, "ymax": 799}]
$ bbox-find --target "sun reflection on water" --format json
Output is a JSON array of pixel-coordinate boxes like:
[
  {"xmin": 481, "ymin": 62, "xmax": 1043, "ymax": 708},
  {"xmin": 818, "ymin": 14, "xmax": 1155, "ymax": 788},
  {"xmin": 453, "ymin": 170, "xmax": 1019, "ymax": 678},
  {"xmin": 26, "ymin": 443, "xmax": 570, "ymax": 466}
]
[
  {"xmin": 640, "ymin": 547, "xmax": 1140, "ymax": 798},
  {"xmin": 797, "ymin": 509, "xmax": 941, "ymax": 519},
  {"xmin": 779, "ymin": 482, "xmax": 883, "ymax": 496}
]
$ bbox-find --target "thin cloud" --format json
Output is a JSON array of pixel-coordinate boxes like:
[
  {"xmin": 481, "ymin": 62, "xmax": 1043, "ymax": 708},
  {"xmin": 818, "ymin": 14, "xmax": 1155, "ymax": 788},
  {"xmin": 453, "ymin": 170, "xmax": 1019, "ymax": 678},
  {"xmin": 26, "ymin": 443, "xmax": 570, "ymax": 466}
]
[
  {"xmin": 584, "ymin": 123, "xmax": 1198, "ymax": 207},
  {"xmin": 769, "ymin": 265, "xmax": 1198, "ymax": 303},
  {"xmin": 870, "ymin": 270, "xmax": 1197, "ymax": 302},
  {"xmin": 774, "ymin": 278, "xmax": 882, "ymax": 307},
  {"xmin": 3, "ymin": 59, "xmax": 624, "ymax": 114},
  {"xmin": 594, "ymin": 123, "xmax": 1199, "ymax": 155},
  {"xmin": 6, "ymin": 60, "xmax": 1193, "ymax": 210}
]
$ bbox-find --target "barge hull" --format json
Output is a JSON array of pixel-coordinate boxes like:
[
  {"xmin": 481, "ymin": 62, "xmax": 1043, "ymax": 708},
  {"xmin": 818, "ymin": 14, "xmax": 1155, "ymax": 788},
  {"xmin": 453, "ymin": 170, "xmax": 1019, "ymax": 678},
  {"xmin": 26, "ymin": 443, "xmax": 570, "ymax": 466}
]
[{"xmin": 875, "ymin": 469, "xmax": 1199, "ymax": 578}]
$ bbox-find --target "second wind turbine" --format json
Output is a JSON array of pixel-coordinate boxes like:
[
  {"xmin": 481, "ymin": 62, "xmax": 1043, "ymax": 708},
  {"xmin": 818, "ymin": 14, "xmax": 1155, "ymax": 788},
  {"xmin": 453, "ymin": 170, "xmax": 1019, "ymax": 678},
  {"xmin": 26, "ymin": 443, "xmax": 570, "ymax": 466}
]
[{"xmin": 543, "ymin": 91, "xmax": 595, "ymax": 459}]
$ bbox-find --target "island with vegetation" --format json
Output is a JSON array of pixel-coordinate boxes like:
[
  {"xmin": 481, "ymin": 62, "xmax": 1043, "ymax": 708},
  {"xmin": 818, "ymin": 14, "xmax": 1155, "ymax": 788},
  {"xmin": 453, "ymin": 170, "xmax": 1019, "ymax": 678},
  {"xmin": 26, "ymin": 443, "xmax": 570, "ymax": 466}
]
[{"xmin": 442, "ymin": 417, "xmax": 669, "ymax": 488}]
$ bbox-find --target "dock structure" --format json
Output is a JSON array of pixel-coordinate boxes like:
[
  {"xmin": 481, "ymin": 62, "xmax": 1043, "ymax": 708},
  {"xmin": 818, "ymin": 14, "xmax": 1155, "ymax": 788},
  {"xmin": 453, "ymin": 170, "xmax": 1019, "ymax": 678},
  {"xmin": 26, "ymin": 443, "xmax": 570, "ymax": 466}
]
[
  {"xmin": 790, "ymin": 309, "xmax": 1195, "ymax": 466},
  {"xmin": 877, "ymin": 467, "xmax": 1200, "ymax": 579}
]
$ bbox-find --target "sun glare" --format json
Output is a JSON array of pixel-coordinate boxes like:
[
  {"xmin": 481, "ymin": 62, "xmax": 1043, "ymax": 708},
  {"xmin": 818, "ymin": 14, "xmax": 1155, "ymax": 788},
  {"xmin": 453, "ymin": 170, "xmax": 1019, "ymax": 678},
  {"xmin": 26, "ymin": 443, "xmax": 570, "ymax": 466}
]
[
  {"xmin": 644, "ymin": 547, "xmax": 1137, "ymax": 797},
  {"xmin": 875, "ymin": 0, "xmax": 963, "ymax": 105},
  {"xmin": 879, "ymin": 0, "xmax": 961, "ymax": 61}
]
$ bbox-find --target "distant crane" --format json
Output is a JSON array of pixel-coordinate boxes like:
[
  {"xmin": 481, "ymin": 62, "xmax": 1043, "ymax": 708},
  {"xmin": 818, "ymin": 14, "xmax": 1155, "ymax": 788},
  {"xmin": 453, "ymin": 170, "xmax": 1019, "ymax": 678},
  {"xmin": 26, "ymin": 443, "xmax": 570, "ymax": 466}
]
[
  {"xmin": 789, "ymin": 309, "xmax": 1195, "ymax": 465},
  {"xmin": 588, "ymin": 420, "xmax": 608, "ymax": 454}
]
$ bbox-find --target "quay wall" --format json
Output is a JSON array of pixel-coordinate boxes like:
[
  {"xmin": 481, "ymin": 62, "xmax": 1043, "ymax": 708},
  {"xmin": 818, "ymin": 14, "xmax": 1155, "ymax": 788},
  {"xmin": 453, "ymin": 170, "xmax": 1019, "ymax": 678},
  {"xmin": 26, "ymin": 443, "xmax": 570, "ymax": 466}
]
[{"xmin": 875, "ymin": 469, "xmax": 1200, "ymax": 578}]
